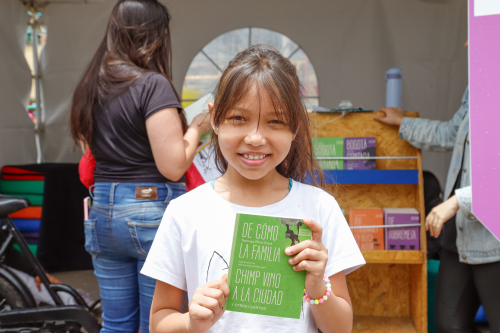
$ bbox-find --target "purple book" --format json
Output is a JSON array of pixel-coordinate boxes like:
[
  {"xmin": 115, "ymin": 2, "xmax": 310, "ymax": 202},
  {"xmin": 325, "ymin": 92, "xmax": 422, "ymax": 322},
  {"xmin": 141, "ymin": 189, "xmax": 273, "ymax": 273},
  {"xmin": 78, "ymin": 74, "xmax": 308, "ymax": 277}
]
[
  {"xmin": 344, "ymin": 137, "xmax": 376, "ymax": 170},
  {"xmin": 384, "ymin": 208, "xmax": 420, "ymax": 250}
]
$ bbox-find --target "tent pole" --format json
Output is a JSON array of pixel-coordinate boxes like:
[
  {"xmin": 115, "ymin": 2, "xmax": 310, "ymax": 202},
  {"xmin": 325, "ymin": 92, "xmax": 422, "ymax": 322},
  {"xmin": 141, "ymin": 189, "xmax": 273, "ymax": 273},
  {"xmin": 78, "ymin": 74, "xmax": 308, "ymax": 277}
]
[{"xmin": 29, "ymin": 8, "xmax": 44, "ymax": 163}]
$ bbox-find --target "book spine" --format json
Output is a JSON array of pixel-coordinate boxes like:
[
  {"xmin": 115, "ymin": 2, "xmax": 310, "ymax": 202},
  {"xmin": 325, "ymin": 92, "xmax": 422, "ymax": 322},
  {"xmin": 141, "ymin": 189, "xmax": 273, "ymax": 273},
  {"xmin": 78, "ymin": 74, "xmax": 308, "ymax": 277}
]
[{"xmin": 225, "ymin": 213, "xmax": 241, "ymax": 310}]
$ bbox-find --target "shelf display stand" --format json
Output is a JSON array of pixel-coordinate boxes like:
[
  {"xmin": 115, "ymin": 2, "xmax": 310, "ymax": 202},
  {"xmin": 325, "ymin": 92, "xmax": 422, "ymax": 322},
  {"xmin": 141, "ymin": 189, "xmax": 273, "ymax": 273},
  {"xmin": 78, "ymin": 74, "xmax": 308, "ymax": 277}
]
[{"xmin": 310, "ymin": 111, "xmax": 427, "ymax": 333}]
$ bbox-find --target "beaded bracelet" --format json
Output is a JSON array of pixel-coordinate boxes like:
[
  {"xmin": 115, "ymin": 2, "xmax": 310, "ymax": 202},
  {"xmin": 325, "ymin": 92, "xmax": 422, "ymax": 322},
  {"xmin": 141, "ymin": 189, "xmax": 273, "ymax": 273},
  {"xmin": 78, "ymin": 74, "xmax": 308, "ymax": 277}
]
[{"xmin": 303, "ymin": 275, "xmax": 331, "ymax": 305}]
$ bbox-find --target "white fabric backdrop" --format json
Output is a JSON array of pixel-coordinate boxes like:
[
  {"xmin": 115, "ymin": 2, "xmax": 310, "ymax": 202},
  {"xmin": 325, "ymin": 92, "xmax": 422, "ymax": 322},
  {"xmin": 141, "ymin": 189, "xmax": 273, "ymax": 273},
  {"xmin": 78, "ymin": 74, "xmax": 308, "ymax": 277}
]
[
  {"xmin": 38, "ymin": 0, "xmax": 468, "ymax": 186},
  {"xmin": 0, "ymin": 0, "xmax": 37, "ymax": 167}
]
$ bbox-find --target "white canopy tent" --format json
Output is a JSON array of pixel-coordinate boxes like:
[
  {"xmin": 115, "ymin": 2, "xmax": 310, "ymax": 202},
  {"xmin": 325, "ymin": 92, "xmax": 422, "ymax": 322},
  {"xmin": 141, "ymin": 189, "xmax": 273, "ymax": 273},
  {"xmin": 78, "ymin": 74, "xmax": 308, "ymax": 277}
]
[{"xmin": 1, "ymin": 0, "xmax": 468, "ymax": 186}]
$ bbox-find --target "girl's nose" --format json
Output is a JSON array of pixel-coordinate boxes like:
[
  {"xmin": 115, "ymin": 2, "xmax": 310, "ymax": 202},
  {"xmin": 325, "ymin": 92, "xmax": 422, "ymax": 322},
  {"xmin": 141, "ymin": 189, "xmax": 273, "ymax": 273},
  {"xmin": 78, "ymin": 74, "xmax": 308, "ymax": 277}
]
[{"xmin": 244, "ymin": 128, "xmax": 266, "ymax": 146}]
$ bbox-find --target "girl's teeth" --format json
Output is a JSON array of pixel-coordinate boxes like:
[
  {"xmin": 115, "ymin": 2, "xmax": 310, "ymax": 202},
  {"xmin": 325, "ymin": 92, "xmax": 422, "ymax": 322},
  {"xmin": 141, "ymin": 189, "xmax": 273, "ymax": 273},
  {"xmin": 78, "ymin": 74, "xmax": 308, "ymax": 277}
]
[{"xmin": 242, "ymin": 154, "xmax": 267, "ymax": 160}]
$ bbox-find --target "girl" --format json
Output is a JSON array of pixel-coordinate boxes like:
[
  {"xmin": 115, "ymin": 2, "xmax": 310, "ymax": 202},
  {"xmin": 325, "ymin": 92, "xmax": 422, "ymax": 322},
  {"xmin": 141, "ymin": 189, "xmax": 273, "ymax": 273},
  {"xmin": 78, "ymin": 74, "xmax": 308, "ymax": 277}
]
[
  {"xmin": 141, "ymin": 45, "xmax": 365, "ymax": 333},
  {"xmin": 70, "ymin": 1, "xmax": 211, "ymax": 332}
]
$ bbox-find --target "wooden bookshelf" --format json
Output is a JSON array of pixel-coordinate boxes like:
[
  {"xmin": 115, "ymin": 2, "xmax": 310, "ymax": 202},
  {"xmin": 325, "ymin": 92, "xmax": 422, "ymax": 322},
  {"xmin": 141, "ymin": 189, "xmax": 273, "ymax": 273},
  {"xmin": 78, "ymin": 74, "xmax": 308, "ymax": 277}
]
[
  {"xmin": 361, "ymin": 250, "xmax": 425, "ymax": 264},
  {"xmin": 311, "ymin": 111, "xmax": 427, "ymax": 333}
]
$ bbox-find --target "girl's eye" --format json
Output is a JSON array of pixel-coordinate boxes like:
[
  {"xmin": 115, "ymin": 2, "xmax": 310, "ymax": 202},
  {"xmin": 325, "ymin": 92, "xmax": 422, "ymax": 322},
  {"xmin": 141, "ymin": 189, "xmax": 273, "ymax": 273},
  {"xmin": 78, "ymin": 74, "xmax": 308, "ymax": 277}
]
[
  {"xmin": 269, "ymin": 119, "xmax": 286, "ymax": 125},
  {"xmin": 228, "ymin": 115, "xmax": 246, "ymax": 123}
]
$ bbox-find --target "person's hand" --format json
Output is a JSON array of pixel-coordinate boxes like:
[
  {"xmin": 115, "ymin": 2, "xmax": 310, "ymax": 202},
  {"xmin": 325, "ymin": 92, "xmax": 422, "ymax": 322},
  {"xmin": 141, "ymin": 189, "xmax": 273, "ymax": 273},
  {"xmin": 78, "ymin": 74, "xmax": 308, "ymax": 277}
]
[
  {"xmin": 188, "ymin": 274, "xmax": 230, "ymax": 333},
  {"xmin": 285, "ymin": 219, "xmax": 328, "ymax": 299},
  {"xmin": 426, "ymin": 195, "xmax": 460, "ymax": 238},
  {"xmin": 190, "ymin": 112, "xmax": 212, "ymax": 136},
  {"xmin": 35, "ymin": 273, "xmax": 62, "ymax": 292},
  {"xmin": 374, "ymin": 107, "xmax": 405, "ymax": 126}
]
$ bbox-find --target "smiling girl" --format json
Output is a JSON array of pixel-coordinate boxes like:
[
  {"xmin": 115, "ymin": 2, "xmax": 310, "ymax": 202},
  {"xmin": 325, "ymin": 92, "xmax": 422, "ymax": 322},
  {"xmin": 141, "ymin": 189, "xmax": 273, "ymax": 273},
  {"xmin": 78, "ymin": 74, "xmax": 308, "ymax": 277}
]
[{"xmin": 141, "ymin": 44, "xmax": 365, "ymax": 333}]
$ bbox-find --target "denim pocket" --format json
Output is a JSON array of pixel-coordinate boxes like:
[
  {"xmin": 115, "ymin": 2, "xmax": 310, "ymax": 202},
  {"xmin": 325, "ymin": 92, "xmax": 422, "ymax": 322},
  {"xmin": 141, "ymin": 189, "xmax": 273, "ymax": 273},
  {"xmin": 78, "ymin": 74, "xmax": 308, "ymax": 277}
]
[
  {"xmin": 127, "ymin": 217, "xmax": 161, "ymax": 257},
  {"xmin": 84, "ymin": 219, "xmax": 100, "ymax": 259}
]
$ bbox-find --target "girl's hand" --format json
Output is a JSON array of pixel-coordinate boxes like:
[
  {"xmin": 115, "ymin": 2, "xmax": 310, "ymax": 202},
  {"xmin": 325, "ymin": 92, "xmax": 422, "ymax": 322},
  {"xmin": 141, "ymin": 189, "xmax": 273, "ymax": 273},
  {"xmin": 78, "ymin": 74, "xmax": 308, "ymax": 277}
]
[
  {"xmin": 188, "ymin": 274, "xmax": 230, "ymax": 333},
  {"xmin": 285, "ymin": 219, "xmax": 328, "ymax": 299},
  {"xmin": 374, "ymin": 107, "xmax": 405, "ymax": 126},
  {"xmin": 426, "ymin": 195, "xmax": 460, "ymax": 238}
]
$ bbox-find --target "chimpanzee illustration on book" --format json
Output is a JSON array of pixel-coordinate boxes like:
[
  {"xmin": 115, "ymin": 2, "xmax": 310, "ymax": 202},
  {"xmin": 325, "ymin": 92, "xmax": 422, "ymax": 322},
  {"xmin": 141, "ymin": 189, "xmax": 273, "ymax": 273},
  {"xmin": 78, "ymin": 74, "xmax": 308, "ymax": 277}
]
[
  {"xmin": 279, "ymin": 217, "xmax": 303, "ymax": 246},
  {"xmin": 225, "ymin": 213, "xmax": 313, "ymax": 319}
]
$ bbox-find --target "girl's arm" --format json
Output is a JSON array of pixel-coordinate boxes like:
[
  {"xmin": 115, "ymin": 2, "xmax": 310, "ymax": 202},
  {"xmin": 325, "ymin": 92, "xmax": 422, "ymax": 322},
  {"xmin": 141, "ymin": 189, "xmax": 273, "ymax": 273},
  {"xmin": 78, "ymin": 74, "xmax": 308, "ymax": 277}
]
[
  {"xmin": 286, "ymin": 219, "xmax": 353, "ymax": 333},
  {"xmin": 310, "ymin": 272, "xmax": 352, "ymax": 333},
  {"xmin": 150, "ymin": 277, "xmax": 230, "ymax": 333},
  {"xmin": 146, "ymin": 109, "xmax": 212, "ymax": 182}
]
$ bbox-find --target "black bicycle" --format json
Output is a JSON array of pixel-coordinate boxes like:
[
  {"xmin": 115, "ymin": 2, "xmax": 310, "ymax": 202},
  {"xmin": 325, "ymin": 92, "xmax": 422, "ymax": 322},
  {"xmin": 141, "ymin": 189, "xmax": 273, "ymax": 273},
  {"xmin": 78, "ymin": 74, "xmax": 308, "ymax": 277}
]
[{"xmin": 0, "ymin": 196, "xmax": 100, "ymax": 332}]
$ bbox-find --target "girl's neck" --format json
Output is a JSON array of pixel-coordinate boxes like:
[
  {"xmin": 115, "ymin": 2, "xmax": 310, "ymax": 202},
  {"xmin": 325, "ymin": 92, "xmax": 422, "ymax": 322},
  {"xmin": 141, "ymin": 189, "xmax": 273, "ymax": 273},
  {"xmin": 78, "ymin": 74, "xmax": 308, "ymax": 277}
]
[{"xmin": 214, "ymin": 166, "xmax": 290, "ymax": 207}]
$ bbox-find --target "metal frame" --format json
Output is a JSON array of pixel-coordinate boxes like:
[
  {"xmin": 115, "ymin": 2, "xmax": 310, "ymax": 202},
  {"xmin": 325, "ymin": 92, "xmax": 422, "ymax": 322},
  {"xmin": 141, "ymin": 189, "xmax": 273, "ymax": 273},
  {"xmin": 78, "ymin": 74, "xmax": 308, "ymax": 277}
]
[{"xmin": 0, "ymin": 215, "xmax": 99, "ymax": 332}]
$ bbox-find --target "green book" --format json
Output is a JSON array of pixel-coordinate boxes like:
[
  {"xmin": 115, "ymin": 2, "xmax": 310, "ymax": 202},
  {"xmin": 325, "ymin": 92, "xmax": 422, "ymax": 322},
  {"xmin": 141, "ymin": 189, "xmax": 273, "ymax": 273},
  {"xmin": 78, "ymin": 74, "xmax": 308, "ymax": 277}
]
[
  {"xmin": 312, "ymin": 137, "xmax": 344, "ymax": 170},
  {"xmin": 226, "ymin": 213, "xmax": 312, "ymax": 319}
]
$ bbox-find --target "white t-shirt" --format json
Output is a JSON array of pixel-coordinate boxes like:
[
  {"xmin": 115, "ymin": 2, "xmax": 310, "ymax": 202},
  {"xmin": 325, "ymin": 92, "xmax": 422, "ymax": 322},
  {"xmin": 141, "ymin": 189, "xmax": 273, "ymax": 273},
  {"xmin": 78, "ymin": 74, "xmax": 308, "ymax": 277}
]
[{"xmin": 141, "ymin": 181, "xmax": 365, "ymax": 333}]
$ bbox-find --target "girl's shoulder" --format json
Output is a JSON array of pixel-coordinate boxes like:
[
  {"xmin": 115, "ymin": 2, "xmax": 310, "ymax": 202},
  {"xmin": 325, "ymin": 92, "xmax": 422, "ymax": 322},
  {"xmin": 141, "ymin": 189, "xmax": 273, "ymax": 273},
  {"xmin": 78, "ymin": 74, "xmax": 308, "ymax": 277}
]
[
  {"xmin": 292, "ymin": 181, "xmax": 341, "ymax": 213},
  {"xmin": 294, "ymin": 181, "xmax": 337, "ymax": 202},
  {"xmin": 168, "ymin": 182, "xmax": 213, "ymax": 208}
]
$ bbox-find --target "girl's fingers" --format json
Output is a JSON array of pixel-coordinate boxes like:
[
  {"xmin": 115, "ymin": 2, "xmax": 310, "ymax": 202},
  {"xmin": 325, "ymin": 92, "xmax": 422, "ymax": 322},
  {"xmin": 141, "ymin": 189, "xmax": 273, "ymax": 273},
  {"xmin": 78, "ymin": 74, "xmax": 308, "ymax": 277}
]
[
  {"xmin": 285, "ymin": 239, "xmax": 323, "ymax": 256},
  {"xmin": 288, "ymin": 247, "xmax": 326, "ymax": 266},
  {"xmin": 218, "ymin": 281, "xmax": 230, "ymax": 300},
  {"xmin": 293, "ymin": 260, "xmax": 325, "ymax": 274},
  {"xmin": 194, "ymin": 293, "xmax": 223, "ymax": 315},
  {"xmin": 190, "ymin": 303, "xmax": 216, "ymax": 320},
  {"xmin": 303, "ymin": 218, "xmax": 323, "ymax": 241}
]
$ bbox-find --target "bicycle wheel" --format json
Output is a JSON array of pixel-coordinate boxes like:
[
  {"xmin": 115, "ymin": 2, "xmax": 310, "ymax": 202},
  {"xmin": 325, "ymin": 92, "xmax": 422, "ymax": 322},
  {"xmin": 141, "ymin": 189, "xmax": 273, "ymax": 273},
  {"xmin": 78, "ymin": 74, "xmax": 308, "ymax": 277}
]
[{"xmin": 0, "ymin": 274, "xmax": 28, "ymax": 311}]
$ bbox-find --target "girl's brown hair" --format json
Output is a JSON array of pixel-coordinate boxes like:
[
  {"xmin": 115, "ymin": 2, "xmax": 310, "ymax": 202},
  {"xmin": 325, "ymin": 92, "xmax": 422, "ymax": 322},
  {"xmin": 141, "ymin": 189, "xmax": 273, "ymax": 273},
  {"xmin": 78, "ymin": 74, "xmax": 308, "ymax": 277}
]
[
  {"xmin": 70, "ymin": 0, "xmax": 187, "ymax": 147},
  {"xmin": 211, "ymin": 44, "xmax": 324, "ymax": 188}
]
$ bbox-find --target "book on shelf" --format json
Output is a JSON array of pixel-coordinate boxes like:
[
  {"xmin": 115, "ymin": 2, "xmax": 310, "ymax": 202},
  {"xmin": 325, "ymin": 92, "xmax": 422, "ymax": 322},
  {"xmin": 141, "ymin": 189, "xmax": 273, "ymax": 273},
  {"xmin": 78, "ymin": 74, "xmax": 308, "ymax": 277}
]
[
  {"xmin": 349, "ymin": 209, "xmax": 385, "ymax": 250},
  {"xmin": 226, "ymin": 213, "xmax": 312, "ymax": 319},
  {"xmin": 312, "ymin": 137, "xmax": 344, "ymax": 170},
  {"xmin": 344, "ymin": 137, "xmax": 376, "ymax": 170},
  {"xmin": 384, "ymin": 208, "xmax": 420, "ymax": 250}
]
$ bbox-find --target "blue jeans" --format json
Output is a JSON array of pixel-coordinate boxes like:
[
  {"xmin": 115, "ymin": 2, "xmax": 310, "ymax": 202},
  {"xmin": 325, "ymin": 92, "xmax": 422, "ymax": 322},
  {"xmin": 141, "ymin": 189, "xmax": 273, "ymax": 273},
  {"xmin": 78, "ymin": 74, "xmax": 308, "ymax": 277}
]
[{"xmin": 85, "ymin": 182, "xmax": 186, "ymax": 333}]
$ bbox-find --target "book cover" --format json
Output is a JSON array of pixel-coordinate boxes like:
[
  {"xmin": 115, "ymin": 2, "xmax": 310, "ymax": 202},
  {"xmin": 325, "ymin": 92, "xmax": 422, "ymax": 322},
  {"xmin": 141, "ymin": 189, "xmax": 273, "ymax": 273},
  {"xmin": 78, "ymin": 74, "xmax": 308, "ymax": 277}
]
[
  {"xmin": 226, "ymin": 213, "xmax": 312, "ymax": 319},
  {"xmin": 312, "ymin": 137, "xmax": 344, "ymax": 170},
  {"xmin": 384, "ymin": 208, "xmax": 420, "ymax": 250},
  {"xmin": 349, "ymin": 209, "xmax": 384, "ymax": 250},
  {"xmin": 344, "ymin": 137, "xmax": 376, "ymax": 170}
]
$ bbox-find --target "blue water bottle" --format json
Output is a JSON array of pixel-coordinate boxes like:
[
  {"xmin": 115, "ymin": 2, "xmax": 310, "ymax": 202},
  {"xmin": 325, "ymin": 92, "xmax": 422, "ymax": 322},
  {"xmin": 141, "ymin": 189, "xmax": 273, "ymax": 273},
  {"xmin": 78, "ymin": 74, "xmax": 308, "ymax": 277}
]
[{"xmin": 385, "ymin": 68, "xmax": 402, "ymax": 108}]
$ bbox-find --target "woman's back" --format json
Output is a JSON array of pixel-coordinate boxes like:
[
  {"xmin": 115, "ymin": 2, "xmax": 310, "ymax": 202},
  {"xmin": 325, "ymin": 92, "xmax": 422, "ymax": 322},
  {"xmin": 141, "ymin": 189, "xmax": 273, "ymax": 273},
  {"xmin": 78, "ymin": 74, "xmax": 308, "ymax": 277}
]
[{"xmin": 92, "ymin": 71, "xmax": 183, "ymax": 183}]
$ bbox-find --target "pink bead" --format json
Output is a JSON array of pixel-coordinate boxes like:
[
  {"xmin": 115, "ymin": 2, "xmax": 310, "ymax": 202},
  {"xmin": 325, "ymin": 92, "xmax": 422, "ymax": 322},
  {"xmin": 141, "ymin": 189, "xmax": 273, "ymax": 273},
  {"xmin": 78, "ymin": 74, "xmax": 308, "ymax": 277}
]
[
  {"xmin": 327, "ymin": 288, "xmax": 332, "ymax": 292},
  {"xmin": 325, "ymin": 292, "xmax": 331, "ymax": 297},
  {"xmin": 319, "ymin": 298, "xmax": 324, "ymax": 303},
  {"xmin": 306, "ymin": 297, "xmax": 311, "ymax": 303},
  {"xmin": 303, "ymin": 296, "xmax": 307, "ymax": 301}
]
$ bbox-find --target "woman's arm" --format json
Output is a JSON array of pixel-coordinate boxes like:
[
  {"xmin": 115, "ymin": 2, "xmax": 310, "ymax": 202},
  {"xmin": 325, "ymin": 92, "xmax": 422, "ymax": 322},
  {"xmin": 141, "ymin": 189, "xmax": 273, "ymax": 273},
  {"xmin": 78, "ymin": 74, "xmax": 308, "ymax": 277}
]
[
  {"xmin": 146, "ymin": 109, "xmax": 211, "ymax": 181},
  {"xmin": 375, "ymin": 106, "xmax": 466, "ymax": 152},
  {"xmin": 455, "ymin": 186, "xmax": 473, "ymax": 219},
  {"xmin": 374, "ymin": 88, "xmax": 469, "ymax": 152},
  {"xmin": 150, "ymin": 277, "xmax": 230, "ymax": 333}
]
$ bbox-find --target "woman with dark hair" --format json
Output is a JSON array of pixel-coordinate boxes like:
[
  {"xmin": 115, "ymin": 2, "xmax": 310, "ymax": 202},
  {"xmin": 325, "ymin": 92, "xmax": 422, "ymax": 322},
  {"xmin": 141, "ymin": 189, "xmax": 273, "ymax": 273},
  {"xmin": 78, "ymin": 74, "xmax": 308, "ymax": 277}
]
[{"xmin": 70, "ymin": 1, "xmax": 211, "ymax": 332}]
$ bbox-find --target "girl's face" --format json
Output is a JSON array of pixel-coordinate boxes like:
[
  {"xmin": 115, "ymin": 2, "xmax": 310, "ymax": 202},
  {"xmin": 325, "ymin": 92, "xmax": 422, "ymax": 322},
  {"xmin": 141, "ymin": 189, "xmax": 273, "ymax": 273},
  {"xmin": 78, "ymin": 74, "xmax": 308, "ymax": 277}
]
[{"xmin": 213, "ymin": 85, "xmax": 295, "ymax": 181}]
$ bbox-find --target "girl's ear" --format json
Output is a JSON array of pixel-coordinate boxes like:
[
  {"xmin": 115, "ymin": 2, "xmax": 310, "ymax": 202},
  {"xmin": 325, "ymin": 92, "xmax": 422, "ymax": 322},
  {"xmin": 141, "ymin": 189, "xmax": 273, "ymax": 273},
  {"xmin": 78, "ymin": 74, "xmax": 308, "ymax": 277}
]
[
  {"xmin": 292, "ymin": 124, "xmax": 299, "ymax": 141},
  {"xmin": 208, "ymin": 102, "xmax": 218, "ymax": 135}
]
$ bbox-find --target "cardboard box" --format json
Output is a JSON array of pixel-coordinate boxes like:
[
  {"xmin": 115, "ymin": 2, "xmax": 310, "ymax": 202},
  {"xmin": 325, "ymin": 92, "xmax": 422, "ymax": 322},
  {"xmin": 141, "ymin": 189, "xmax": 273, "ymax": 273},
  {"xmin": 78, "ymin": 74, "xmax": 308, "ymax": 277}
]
[
  {"xmin": 384, "ymin": 208, "xmax": 420, "ymax": 250},
  {"xmin": 349, "ymin": 208, "xmax": 385, "ymax": 250},
  {"xmin": 344, "ymin": 137, "xmax": 376, "ymax": 170}
]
